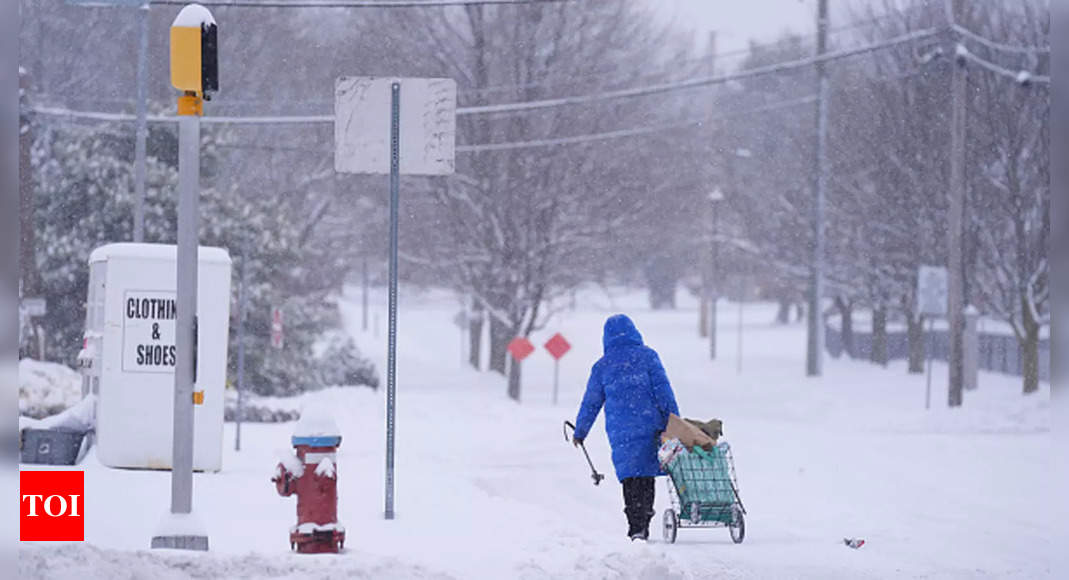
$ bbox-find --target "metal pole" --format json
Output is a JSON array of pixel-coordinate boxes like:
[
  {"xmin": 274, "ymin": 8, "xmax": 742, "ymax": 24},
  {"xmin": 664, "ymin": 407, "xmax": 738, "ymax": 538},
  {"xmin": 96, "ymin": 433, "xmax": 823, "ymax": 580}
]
[
  {"xmin": 737, "ymin": 280, "xmax": 744, "ymax": 375},
  {"xmin": 385, "ymin": 82, "xmax": 400, "ymax": 521},
  {"xmin": 235, "ymin": 239, "xmax": 247, "ymax": 451},
  {"xmin": 362, "ymin": 256, "xmax": 369, "ymax": 332},
  {"xmin": 946, "ymin": 0, "xmax": 966, "ymax": 407},
  {"xmin": 806, "ymin": 0, "xmax": 830, "ymax": 377},
  {"xmin": 553, "ymin": 359, "xmax": 560, "ymax": 406},
  {"xmin": 925, "ymin": 317, "xmax": 934, "ymax": 409},
  {"xmin": 172, "ymin": 112, "xmax": 199, "ymax": 514},
  {"xmin": 463, "ymin": 302, "xmax": 470, "ymax": 367},
  {"xmin": 710, "ymin": 199, "xmax": 719, "ymax": 360},
  {"xmin": 132, "ymin": 3, "xmax": 150, "ymax": 243}
]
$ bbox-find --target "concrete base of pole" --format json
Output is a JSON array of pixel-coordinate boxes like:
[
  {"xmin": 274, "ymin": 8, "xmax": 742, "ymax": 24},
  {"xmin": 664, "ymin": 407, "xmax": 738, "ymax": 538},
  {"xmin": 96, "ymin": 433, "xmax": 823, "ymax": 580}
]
[
  {"xmin": 150, "ymin": 511, "xmax": 209, "ymax": 551},
  {"xmin": 151, "ymin": 535, "xmax": 209, "ymax": 551}
]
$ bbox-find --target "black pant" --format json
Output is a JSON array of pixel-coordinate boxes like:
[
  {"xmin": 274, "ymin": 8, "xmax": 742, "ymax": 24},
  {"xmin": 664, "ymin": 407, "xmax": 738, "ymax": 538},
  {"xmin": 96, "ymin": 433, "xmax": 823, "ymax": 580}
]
[{"xmin": 621, "ymin": 477, "xmax": 655, "ymax": 538}]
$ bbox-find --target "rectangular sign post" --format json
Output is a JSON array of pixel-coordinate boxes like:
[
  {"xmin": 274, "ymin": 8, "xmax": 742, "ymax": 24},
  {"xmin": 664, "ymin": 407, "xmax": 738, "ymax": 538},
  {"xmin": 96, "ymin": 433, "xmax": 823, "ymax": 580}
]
[
  {"xmin": 918, "ymin": 265, "xmax": 948, "ymax": 410},
  {"xmin": 335, "ymin": 76, "xmax": 456, "ymax": 521},
  {"xmin": 385, "ymin": 82, "xmax": 400, "ymax": 520},
  {"xmin": 544, "ymin": 333, "xmax": 571, "ymax": 405}
]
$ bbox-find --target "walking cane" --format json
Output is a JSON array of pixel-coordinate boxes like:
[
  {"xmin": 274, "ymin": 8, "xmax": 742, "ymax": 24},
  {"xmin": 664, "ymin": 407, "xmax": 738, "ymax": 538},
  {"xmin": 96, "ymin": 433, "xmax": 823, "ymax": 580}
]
[{"xmin": 563, "ymin": 421, "xmax": 605, "ymax": 486}]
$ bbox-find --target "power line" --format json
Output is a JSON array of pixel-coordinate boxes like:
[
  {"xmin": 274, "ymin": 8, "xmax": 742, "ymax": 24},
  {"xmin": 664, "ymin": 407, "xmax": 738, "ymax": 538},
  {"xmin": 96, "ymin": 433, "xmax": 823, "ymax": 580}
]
[
  {"xmin": 457, "ymin": 95, "xmax": 816, "ymax": 153},
  {"xmin": 28, "ymin": 94, "xmax": 816, "ymax": 153},
  {"xmin": 150, "ymin": 0, "xmax": 572, "ymax": 7},
  {"xmin": 952, "ymin": 23, "xmax": 1049, "ymax": 56},
  {"xmin": 956, "ymin": 44, "xmax": 1050, "ymax": 85},
  {"xmin": 25, "ymin": 105, "xmax": 332, "ymax": 125},
  {"xmin": 460, "ymin": 27, "xmax": 942, "ymax": 115},
  {"xmin": 462, "ymin": 11, "xmax": 928, "ymax": 99},
  {"xmin": 23, "ymin": 66, "xmax": 934, "ymax": 155}
]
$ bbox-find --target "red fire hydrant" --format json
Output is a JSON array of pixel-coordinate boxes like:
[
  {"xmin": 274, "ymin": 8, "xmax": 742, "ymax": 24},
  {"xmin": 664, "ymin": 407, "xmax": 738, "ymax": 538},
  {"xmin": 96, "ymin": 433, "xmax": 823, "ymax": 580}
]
[{"xmin": 272, "ymin": 425, "xmax": 345, "ymax": 553}]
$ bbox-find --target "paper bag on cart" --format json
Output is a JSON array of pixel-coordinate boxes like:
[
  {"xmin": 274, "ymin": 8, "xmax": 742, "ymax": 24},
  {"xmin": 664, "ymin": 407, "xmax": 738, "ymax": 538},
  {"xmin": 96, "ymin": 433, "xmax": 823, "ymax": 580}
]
[{"xmin": 660, "ymin": 413, "xmax": 715, "ymax": 451}]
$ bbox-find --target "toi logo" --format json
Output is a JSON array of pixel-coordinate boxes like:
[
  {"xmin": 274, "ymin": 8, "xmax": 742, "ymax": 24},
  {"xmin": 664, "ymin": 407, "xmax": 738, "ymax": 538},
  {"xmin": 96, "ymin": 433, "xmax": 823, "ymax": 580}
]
[{"xmin": 20, "ymin": 471, "xmax": 84, "ymax": 541}]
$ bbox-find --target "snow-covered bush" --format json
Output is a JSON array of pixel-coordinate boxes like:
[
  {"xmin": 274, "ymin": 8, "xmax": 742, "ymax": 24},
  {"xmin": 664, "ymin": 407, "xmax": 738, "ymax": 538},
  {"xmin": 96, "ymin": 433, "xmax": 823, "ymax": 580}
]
[
  {"xmin": 223, "ymin": 404, "xmax": 300, "ymax": 424},
  {"xmin": 316, "ymin": 335, "xmax": 379, "ymax": 390},
  {"xmin": 18, "ymin": 359, "xmax": 82, "ymax": 419}
]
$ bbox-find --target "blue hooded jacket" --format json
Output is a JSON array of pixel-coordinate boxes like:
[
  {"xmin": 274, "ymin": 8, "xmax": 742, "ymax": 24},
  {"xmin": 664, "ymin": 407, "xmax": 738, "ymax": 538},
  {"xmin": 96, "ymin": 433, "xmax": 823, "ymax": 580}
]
[{"xmin": 573, "ymin": 314, "xmax": 680, "ymax": 481}]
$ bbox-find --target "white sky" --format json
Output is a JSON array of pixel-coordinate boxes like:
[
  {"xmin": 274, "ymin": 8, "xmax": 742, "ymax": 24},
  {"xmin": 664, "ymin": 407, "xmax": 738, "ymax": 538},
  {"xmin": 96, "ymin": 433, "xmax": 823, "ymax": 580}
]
[
  {"xmin": 649, "ymin": 0, "xmax": 865, "ymax": 64},
  {"xmin": 655, "ymin": 0, "xmax": 816, "ymax": 51}
]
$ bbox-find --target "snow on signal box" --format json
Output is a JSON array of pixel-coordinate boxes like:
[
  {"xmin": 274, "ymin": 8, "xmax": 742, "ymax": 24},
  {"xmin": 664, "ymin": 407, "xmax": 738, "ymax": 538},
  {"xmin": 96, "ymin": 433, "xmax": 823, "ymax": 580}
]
[
  {"xmin": 507, "ymin": 337, "xmax": 535, "ymax": 361},
  {"xmin": 544, "ymin": 333, "xmax": 571, "ymax": 360}
]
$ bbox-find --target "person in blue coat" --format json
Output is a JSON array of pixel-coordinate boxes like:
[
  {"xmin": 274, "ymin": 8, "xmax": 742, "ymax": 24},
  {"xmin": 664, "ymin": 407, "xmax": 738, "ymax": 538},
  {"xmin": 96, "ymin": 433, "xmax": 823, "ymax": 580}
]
[{"xmin": 572, "ymin": 314, "xmax": 680, "ymax": 541}]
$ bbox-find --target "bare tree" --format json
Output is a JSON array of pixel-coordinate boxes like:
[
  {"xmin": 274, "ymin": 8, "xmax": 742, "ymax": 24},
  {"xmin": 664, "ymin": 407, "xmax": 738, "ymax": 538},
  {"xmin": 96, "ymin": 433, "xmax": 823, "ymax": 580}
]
[{"xmin": 965, "ymin": 0, "xmax": 1050, "ymax": 394}]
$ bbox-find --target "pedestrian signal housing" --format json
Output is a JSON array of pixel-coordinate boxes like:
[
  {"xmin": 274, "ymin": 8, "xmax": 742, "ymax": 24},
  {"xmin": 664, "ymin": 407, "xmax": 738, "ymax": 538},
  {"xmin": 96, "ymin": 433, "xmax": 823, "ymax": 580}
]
[{"xmin": 170, "ymin": 4, "xmax": 218, "ymax": 100}]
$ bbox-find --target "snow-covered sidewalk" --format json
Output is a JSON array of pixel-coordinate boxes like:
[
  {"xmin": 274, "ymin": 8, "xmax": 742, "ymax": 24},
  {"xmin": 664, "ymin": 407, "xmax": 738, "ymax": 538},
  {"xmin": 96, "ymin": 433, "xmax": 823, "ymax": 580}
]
[{"xmin": 19, "ymin": 287, "xmax": 1051, "ymax": 579}]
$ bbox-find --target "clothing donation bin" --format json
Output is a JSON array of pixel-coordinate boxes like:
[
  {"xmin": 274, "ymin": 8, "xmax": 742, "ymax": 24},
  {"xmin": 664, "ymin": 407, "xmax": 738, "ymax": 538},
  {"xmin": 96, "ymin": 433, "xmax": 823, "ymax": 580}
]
[{"xmin": 84, "ymin": 243, "xmax": 231, "ymax": 471}]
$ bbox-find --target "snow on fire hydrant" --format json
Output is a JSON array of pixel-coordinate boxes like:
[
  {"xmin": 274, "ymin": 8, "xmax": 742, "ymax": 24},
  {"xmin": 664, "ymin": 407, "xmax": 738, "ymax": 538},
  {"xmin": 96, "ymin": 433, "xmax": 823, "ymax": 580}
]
[{"xmin": 272, "ymin": 410, "xmax": 345, "ymax": 553}]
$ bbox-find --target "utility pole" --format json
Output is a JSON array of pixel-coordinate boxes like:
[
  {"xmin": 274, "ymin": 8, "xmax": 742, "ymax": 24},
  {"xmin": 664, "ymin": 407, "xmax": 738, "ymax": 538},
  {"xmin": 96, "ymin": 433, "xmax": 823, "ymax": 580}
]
[
  {"xmin": 362, "ymin": 255, "xmax": 369, "ymax": 332},
  {"xmin": 19, "ymin": 69, "xmax": 38, "ymax": 299},
  {"xmin": 806, "ymin": 0, "xmax": 830, "ymax": 377},
  {"xmin": 700, "ymin": 31, "xmax": 717, "ymax": 340},
  {"xmin": 132, "ymin": 2, "xmax": 150, "ymax": 242},
  {"xmin": 710, "ymin": 188, "xmax": 723, "ymax": 360},
  {"xmin": 946, "ymin": 0, "xmax": 966, "ymax": 407}
]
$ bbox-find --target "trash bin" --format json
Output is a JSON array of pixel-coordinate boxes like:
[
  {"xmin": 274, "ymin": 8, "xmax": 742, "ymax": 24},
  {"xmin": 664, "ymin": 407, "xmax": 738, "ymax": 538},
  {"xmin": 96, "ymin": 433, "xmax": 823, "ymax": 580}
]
[{"xmin": 20, "ymin": 428, "xmax": 90, "ymax": 466}]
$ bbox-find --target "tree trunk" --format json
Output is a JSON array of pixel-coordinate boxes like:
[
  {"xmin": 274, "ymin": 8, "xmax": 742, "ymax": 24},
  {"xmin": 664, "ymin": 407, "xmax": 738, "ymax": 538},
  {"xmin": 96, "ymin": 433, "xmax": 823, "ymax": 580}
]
[
  {"xmin": 488, "ymin": 315, "xmax": 509, "ymax": 375},
  {"xmin": 776, "ymin": 298, "xmax": 791, "ymax": 324},
  {"xmin": 468, "ymin": 303, "xmax": 483, "ymax": 371},
  {"xmin": 871, "ymin": 306, "xmax": 888, "ymax": 366},
  {"xmin": 1020, "ymin": 296, "xmax": 1040, "ymax": 394},
  {"xmin": 1021, "ymin": 330, "xmax": 1039, "ymax": 394},
  {"xmin": 699, "ymin": 296, "xmax": 709, "ymax": 337},
  {"xmin": 907, "ymin": 313, "xmax": 925, "ymax": 374},
  {"xmin": 835, "ymin": 297, "xmax": 854, "ymax": 357},
  {"xmin": 507, "ymin": 355, "xmax": 522, "ymax": 401},
  {"xmin": 795, "ymin": 302, "xmax": 805, "ymax": 322}
]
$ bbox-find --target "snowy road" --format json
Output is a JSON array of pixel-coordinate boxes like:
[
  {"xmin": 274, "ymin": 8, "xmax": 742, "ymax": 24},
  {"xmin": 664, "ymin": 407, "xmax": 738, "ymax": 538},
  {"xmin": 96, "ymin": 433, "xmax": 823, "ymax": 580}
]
[{"xmin": 19, "ymin": 287, "xmax": 1051, "ymax": 579}]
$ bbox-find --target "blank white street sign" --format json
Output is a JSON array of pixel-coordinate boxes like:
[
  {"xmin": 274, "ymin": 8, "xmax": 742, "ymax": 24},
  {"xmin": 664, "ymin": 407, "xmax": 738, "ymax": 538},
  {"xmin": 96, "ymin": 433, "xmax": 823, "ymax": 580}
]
[
  {"xmin": 918, "ymin": 265, "xmax": 948, "ymax": 317},
  {"xmin": 334, "ymin": 77, "xmax": 456, "ymax": 176}
]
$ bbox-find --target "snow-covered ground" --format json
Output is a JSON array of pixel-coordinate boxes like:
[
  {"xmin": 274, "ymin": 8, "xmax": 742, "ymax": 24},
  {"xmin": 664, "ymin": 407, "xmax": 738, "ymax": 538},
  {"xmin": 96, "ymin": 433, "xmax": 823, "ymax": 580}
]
[{"xmin": 19, "ymin": 286, "xmax": 1051, "ymax": 579}]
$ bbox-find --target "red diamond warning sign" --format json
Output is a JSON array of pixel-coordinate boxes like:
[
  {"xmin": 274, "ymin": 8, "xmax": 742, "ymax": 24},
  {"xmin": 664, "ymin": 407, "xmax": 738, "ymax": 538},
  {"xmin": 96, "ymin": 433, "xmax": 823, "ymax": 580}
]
[
  {"xmin": 544, "ymin": 333, "xmax": 571, "ymax": 360},
  {"xmin": 507, "ymin": 337, "xmax": 535, "ymax": 361}
]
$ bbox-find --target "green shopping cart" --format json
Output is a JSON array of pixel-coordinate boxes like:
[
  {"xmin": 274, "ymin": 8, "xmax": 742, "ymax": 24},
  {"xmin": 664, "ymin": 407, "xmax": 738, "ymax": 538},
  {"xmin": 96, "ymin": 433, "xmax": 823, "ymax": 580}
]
[{"xmin": 661, "ymin": 440, "xmax": 746, "ymax": 544}]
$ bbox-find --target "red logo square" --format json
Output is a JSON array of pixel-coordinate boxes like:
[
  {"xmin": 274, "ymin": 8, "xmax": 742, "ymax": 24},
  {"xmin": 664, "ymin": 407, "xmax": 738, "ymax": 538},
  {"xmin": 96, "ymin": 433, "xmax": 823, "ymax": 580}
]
[{"xmin": 20, "ymin": 471, "xmax": 84, "ymax": 541}]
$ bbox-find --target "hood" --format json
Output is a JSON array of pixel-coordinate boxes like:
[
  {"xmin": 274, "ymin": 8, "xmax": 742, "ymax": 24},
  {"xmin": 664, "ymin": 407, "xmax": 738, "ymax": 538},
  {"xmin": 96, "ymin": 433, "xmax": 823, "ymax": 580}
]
[{"xmin": 602, "ymin": 314, "xmax": 644, "ymax": 351}]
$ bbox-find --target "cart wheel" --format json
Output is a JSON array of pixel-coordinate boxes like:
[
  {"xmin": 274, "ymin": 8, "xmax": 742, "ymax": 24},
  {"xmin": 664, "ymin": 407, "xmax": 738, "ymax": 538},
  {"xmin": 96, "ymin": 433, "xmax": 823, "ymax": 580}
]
[
  {"xmin": 729, "ymin": 506, "xmax": 745, "ymax": 544},
  {"xmin": 663, "ymin": 509, "xmax": 678, "ymax": 544}
]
